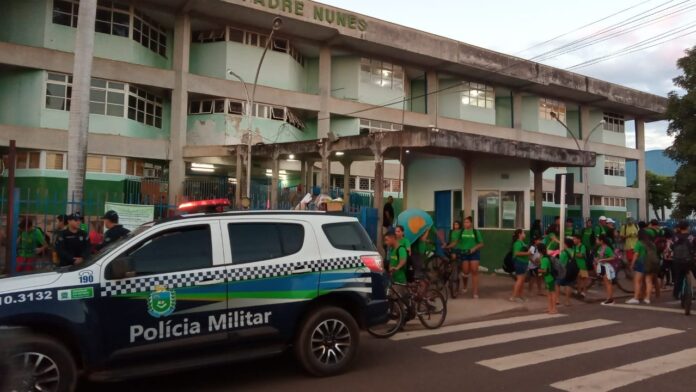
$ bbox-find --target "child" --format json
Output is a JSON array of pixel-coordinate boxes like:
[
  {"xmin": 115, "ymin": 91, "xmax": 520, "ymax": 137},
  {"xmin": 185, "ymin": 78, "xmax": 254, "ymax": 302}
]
[
  {"xmin": 572, "ymin": 234, "xmax": 589, "ymax": 299},
  {"xmin": 538, "ymin": 243, "xmax": 558, "ymax": 314},
  {"xmin": 594, "ymin": 235, "xmax": 616, "ymax": 305},
  {"xmin": 528, "ymin": 236, "xmax": 544, "ymax": 296},
  {"xmin": 556, "ymin": 238, "xmax": 577, "ymax": 307}
]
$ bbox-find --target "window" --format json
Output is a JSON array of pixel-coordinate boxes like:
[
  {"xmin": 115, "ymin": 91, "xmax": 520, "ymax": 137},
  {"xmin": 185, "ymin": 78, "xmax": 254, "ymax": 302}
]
[
  {"xmin": 359, "ymin": 177, "xmax": 370, "ymax": 191},
  {"xmin": 16, "ymin": 151, "xmax": 41, "ymax": 169},
  {"xmin": 228, "ymin": 100, "xmax": 244, "ymax": 115},
  {"xmin": 90, "ymin": 79, "xmax": 126, "ymax": 117},
  {"xmin": 53, "ymin": 1, "xmax": 166, "ymax": 57},
  {"xmin": 126, "ymin": 158, "xmax": 144, "ymax": 176},
  {"xmin": 113, "ymin": 225, "xmax": 212, "ymax": 277},
  {"xmin": 477, "ymin": 190, "xmax": 524, "ymax": 229},
  {"xmin": 128, "ymin": 86, "xmax": 163, "ymax": 128},
  {"xmin": 87, "ymin": 155, "xmax": 103, "ymax": 172},
  {"xmin": 133, "ymin": 9, "xmax": 167, "ymax": 57},
  {"xmin": 188, "ymin": 99, "xmax": 226, "ymax": 115},
  {"xmin": 391, "ymin": 179, "xmax": 402, "ymax": 193},
  {"xmin": 333, "ymin": 175, "xmax": 344, "ymax": 189},
  {"xmin": 360, "ymin": 58, "xmax": 405, "ymax": 91},
  {"xmin": 604, "ymin": 157, "xmax": 626, "ymax": 177},
  {"xmin": 591, "ymin": 195, "xmax": 603, "ymax": 206},
  {"xmin": 602, "ymin": 197, "xmax": 626, "ymax": 208},
  {"xmin": 105, "ymin": 156, "xmax": 122, "ymax": 173},
  {"xmin": 349, "ymin": 176, "xmax": 357, "ymax": 190},
  {"xmin": 228, "ymin": 223, "xmax": 304, "ymax": 264},
  {"xmin": 539, "ymin": 98, "xmax": 566, "ymax": 122},
  {"xmin": 45, "ymin": 152, "xmax": 65, "ymax": 170},
  {"xmin": 192, "ymin": 29, "xmax": 225, "ymax": 43},
  {"xmin": 53, "ymin": 0, "xmax": 79, "ymax": 27},
  {"xmin": 323, "ymin": 222, "xmax": 376, "ymax": 251},
  {"xmin": 222, "ymin": 27, "xmax": 304, "ymax": 66},
  {"xmin": 46, "ymin": 72, "xmax": 72, "ymax": 111},
  {"xmin": 603, "ymin": 112, "xmax": 625, "ymax": 133},
  {"xmin": 95, "ymin": 1, "xmax": 130, "ymax": 37},
  {"xmin": 359, "ymin": 119, "xmax": 403, "ymax": 133},
  {"xmin": 461, "ymin": 82, "xmax": 494, "ymax": 109}
]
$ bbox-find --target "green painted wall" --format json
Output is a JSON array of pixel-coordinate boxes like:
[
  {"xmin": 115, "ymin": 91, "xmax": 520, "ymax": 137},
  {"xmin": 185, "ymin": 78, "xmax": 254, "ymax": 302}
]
[
  {"xmin": 304, "ymin": 58, "xmax": 319, "ymax": 95},
  {"xmin": 330, "ymin": 116, "xmax": 360, "ymax": 137},
  {"xmin": 221, "ymin": 42, "xmax": 306, "ymax": 92},
  {"xmin": 187, "ymin": 113, "xmax": 313, "ymax": 145},
  {"xmin": 478, "ymin": 229, "xmax": 514, "ymax": 270},
  {"xmin": 567, "ymin": 109, "xmax": 580, "ymax": 139},
  {"xmin": 437, "ymin": 79, "xmax": 461, "ymax": 119},
  {"xmin": 410, "ymin": 79, "xmax": 426, "ymax": 114},
  {"xmin": 331, "ymin": 56, "xmax": 359, "ymax": 101},
  {"xmin": 0, "ymin": 69, "xmax": 43, "ymax": 128},
  {"xmin": 0, "ymin": 0, "xmax": 47, "ymax": 48},
  {"xmin": 495, "ymin": 88, "xmax": 512, "ymax": 128},
  {"xmin": 521, "ymin": 96, "xmax": 539, "ymax": 132},
  {"xmin": 190, "ymin": 42, "xmax": 228, "ymax": 79},
  {"xmin": 44, "ymin": 19, "xmax": 173, "ymax": 69}
]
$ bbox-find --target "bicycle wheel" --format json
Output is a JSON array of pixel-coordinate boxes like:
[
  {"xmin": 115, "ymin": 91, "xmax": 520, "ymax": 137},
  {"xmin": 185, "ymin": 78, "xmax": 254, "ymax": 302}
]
[
  {"xmin": 417, "ymin": 289, "xmax": 447, "ymax": 329},
  {"xmin": 368, "ymin": 298, "xmax": 405, "ymax": 338},
  {"xmin": 448, "ymin": 270, "xmax": 460, "ymax": 299},
  {"xmin": 615, "ymin": 267, "xmax": 635, "ymax": 294}
]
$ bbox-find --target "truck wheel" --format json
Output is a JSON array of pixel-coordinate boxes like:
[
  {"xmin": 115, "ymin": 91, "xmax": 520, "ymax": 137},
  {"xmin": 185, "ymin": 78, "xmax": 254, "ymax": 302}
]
[
  {"xmin": 295, "ymin": 306, "xmax": 359, "ymax": 377},
  {"xmin": 8, "ymin": 334, "xmax": 77, "ymax": 392}
]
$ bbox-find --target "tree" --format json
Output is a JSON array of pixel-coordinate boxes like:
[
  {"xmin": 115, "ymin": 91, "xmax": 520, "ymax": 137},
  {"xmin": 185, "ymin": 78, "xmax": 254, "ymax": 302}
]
[
  {"xmin": 665, "ymin": 45, "xmax": 696, "ymax": 218},
  {"xmin": 646, "ymin": 171, "xmax": 674, "ymax": 221},
  {"xmin": 66, "ymin": 0, "xmax": 97, "ymax": 214}
]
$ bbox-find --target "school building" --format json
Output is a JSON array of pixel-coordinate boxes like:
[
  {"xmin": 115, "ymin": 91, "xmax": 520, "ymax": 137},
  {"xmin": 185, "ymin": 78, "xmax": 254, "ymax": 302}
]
[{"xmin": 0, "ymin": 0, "xmax": 666, "ymax": 265}]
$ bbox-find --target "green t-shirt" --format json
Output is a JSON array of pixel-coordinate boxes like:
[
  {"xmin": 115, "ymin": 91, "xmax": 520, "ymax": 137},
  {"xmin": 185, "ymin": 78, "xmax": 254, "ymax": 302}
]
[
  {"xmin": 398, "ymin": 238, "xmax": 411, "ymax": 252},
  {"xmin": 415, "ymin": 239, "xmax": 434, "ymax": 256},
  {"xmin": 18, "ymin": 229, "xmax": 46, "ymax": 258},
  {"xmin": 595, "ymin": 246, "xmax": 615, "ymax": 261},
  {"xmin": 449, "ymin": 229, "xmax": 462, "ymax": 247},
  {"xmin": 389, "ymin": 246, "xmax": 409, "ymax": 284},
  {"xmin": 559, "ymin": 248, "xmax": 574, "ymax": 267},
  {"xmin": 545, "ymin": 233, "xmax": 559, "ymax": 251},
  {"xmin": 633, "ymin": 241, "xmax": 647, "ymax": 263},
  {"xmin": 574, "ymin": 244, "xmax": 587, "ymax": 270},
  {"xmin": 645, "ymin": 227, "xmax": 662, "ymax": 238},
  {"xmin": 581, "ymin": 227, "xmax": 594, "ymax": 251},
  {"xmin": 540, "ymin": 255, "xmax": 555, "ymax": 285},
  {"xmin": 594, "ymin": 225, "xmax": 607, "ymax": 237},
  {"xmin": 512, "ymin": 240, "xmax": 527, "ymax": 263},
  {"xmin": 459, "ymin": 229, "xmax": 482, "ymax": 251}
]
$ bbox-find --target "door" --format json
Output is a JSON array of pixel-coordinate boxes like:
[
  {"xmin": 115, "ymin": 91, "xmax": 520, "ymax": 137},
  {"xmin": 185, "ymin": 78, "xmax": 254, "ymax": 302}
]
[
  {"xmin": 99, "ymin": 222, "xmax": 229, "ymax": 363},
  {"xmin": 435, "ymin": 190, "xmax": 452, "ymax": 236},
  {"xmin": 224, "ymin": 219, "xmax": 319, "ymax": 348}
]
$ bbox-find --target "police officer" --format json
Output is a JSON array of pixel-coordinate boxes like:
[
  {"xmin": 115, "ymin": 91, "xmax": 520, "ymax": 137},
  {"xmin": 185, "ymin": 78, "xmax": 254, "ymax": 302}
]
[
  {"xmin": 54, "ymin": 213, "xmax": 91, "ymax": 267},
  {"xmin": 98, "ymin": 210, "xmax": 130, "ymax": 251}
]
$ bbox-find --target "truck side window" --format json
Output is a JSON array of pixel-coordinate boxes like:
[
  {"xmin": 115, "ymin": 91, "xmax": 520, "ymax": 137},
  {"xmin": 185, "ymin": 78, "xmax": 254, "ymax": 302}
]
[
  {"xmin": 113, "ymin": 225, "xmax": 212, "ymax": 277},
  {"xmin": 228, "ymin": 223, "xmax": 304, "ymax": 264}
]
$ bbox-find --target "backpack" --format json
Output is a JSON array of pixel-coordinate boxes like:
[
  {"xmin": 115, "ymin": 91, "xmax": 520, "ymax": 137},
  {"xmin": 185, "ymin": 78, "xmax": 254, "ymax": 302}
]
[
  {"xmin": 503, "ymin": 251, "xmax": 514, "ymax": 274},
  {"xmin": 550, "ymin": 256, "xmax": 564, "ymax": 279},
  {"xmin": 672, "ymin": 236, "xmax": 694, "ymax": 263},
  {"xmin": 563, "ymin": 250, "xmax": 579, "ymax": 281}
]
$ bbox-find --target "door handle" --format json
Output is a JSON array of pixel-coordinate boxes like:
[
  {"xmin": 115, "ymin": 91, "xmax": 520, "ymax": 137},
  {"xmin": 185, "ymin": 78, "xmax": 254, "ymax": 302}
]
[
  {"xmin": 198, "ymin": 279, "xmax": 224, "ymax": 286},
  {"xmin": 291, "ymin": 267, "xmax": 312, "ymax": 275}
]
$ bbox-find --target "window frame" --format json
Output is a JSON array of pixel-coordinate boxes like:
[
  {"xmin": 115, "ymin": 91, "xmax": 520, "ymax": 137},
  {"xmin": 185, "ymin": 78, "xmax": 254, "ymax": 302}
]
[
  {"xmin": 603, "ymin": 112, "xmax": 625, "ymax": 133},
  {"xmin": 539, "ymin": 98, "xmax": 566, "ymax": 122},
  {"xmin": 360, "ymin": 57, "xmax": 405, "ymax": 92},
  {"xmin": 604, "ymin": 156, "xmax": 626, "ymax": 177},
  {"xmin": 461, "ymin": 81, "xmax": 495, "ymax": 109},
  {"xmin": 476, "ymin": 190, "xmax": 526, "ymax": 230}
]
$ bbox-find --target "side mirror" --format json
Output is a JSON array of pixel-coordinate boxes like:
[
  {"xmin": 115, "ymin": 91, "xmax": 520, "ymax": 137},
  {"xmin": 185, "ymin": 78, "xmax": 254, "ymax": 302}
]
[{"xmin": 109, "ymin": 256, "xmax": 133, "ymax": 280}]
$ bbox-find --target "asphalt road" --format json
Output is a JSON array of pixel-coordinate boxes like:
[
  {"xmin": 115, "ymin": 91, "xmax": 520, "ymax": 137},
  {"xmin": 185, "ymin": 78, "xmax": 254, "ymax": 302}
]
[{"xmin": 82, "ymin": 300, "xmax": 696, "ymax": 392}]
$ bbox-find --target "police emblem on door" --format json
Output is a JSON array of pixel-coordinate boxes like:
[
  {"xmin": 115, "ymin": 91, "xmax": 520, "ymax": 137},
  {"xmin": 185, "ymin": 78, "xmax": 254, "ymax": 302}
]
[{"xmin": 148, "ymin": 286, "xmax": 176, "ymax": 318}]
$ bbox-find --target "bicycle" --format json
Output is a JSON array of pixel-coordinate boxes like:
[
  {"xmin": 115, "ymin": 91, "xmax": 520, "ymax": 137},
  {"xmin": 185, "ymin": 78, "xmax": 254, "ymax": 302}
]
[
  {"xmin": 584, "ymin": 257, "xmax": 635, "ymax": 295},
  {"xmin": 367, "ymin": 277, "xmax": 447, "ymax": 337},
  {"xmin": 429, "ymin": 249, "xmax": 462, "ymax": 299},
  {"xmin": 677, "ymin": 262, "xmax": 695, "ymax": 316}
]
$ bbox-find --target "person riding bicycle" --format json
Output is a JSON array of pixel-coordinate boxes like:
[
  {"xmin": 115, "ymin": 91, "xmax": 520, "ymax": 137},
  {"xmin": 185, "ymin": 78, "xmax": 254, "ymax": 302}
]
[{"xmin": 671, "ymin": 221, "xmax": 695, "ymax": 300}]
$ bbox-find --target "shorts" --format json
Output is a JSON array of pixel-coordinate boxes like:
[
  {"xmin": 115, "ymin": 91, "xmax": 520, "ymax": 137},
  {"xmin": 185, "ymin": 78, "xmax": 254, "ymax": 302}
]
[
  {"xmin": 16, "ymin": 256, "xmax": 36, "ymax": 272},
  {"xmin": 557, "ymin": 277, "xmax": 576, "ymax": 287},
  {"xmin": 545, "ymin": 279, "xmax": 556, "ymax": 292},
  {"xmin": 514, "ymin": 260, "xmax": 528, "ymax": 276},
  {"xmin": 461, "ymin": 250, "xmax": 480, "ymax": 262},
  {"xmin": 528, "ymin": 267, "xmax": 540, "ymax": 277},
  {"xmin": 598, "ymin": 263, "xmax": 616, "ymax": 281},
  {"xmin": 633, "ymin": 260, "xmax": 645, "ymax": 274},
  {"xmin": 578, "ymin": 270, "xmax": 589, "ymax": 279}
]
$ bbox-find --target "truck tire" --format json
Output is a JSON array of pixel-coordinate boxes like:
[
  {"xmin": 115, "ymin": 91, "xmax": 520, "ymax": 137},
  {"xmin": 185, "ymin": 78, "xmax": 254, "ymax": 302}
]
[
  {"xmin": 7, "ymin": 334, "xmax": 78, "ymax": 392},
  {"xmin": 294, "ymin": 306, "xmax": 359, "ymax": 377}
]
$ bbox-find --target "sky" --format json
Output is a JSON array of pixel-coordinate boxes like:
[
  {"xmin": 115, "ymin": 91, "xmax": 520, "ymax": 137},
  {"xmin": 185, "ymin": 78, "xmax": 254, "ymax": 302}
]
[{"xmin": 321, "ymin": 0, "xmax": 695, "ymax": 151}]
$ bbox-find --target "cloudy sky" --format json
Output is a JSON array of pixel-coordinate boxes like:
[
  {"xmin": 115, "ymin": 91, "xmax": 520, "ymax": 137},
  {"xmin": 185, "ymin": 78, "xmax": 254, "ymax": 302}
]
[{"xmin": 322, "ymin": 0, "xmax": 695, "ymax": 151}]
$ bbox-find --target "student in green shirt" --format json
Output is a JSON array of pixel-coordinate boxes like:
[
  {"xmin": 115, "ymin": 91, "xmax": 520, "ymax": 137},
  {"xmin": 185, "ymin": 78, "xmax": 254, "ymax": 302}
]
[
  {"xmin": 581, "ymin": 218, "xmax": 595, "ymax": 250},
  {"xmin": 537, "ymin": 243, "xmax": 558, "ymax": 314},
  {"xmin": 626, "ymin": 230, "xmax": 653, "ymax": 304},
  {"xmin": 556, "ymin": 238, "xmax": 576, "ymax": 307},
  {"xmin": 16, "ymin": 217, "xmax": 48, "ymax": 272},
  {"xmin": 510, "ymin": 229, "xmax": 531, "ymax": 302},
  {"xmin": 394, "ymin": 225, "xmax": 411, "ymax": 255},
  {"xmin": 384, "ymin": 233, "xmax": 408, "ymax": 285},
  {"xmin": 447, "ymin": 217, "xmax": 484, "ymax": 299},
  {"xmin": 572, "ymin": 234, "xmax": 589, "ymax": 299},
  {"xmin": 594, "ymin": 235, "xmax": 616, "ymax": 305},
  {"xmin": 445, "ymin": 221, "xmax": 468, "ymax": 294}
]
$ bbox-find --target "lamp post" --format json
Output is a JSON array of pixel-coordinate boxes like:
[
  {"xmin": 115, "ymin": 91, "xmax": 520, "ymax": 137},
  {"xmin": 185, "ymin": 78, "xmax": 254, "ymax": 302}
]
[
  {"xmin": 243, "ymin": 17, "xmax": 282, "ymax": 200},
  {"xmin": 550, "ymin": 111, "xmax": 605, "ymax": 220}
]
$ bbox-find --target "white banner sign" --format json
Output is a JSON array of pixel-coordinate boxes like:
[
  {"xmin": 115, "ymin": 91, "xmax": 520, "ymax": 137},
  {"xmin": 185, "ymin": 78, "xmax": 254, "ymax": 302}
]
[{"xmin": 104, "ymin": 202, "xmax": 155, "ymax": 231}]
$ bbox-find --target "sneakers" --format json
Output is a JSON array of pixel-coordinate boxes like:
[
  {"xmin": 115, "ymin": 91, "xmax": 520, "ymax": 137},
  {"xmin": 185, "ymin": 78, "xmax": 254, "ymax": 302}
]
[
  {"xmin": 643, "ymin": 299, "xmax": 651, "ymax": 305},
  {"xmin": 601, "ymin": 299, "xmax": 615, "ymax": 306},
  {"xmin": 473, "ymin": 294, "xmax": 479, "ymax": 299},
  {"xmin": 625, "ymin": 298, "xmax": 640, "ymax": 304}
]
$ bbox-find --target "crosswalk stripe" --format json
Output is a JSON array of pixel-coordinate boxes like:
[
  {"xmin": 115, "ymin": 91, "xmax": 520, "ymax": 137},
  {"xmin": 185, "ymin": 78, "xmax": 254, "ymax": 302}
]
[
  {"xmin": 391, "ymin": 313, "xmax": 566, "ymax": 341},
  {"xmin": 423, "ymin": 319, "xmax": 618, "ymax": 354},
  {"xmin": 478, "ymin": 327, "xmax": 683, "ymax": 371},
  {"xmin": 610, "ymin": 303, "xmax": 694, "ymax": 315},
  {"xmin": 550, "ymin": 347, "xmax": 696, "ymax": 392}
]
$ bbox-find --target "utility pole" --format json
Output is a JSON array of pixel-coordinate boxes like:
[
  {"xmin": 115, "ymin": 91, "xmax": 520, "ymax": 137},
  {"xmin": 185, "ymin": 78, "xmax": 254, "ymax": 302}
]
[{"xmin": 66, "ymin": 0, "xmax": 97, "ymax": 214}]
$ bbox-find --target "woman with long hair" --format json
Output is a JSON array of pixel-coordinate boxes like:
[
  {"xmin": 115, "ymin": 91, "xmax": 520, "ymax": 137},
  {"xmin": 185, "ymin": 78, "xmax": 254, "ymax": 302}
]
[
  {"xmin": 510, "ymin": 229, "xmax": 530, "ymax": 302},
  {"xmin": 626, "ymin": 230, "xmax": 656, "ymax": 304}
]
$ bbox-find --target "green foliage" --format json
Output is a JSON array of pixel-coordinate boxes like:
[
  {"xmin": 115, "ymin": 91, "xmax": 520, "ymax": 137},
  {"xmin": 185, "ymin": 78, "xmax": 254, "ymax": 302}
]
[
  {"xmin": 665, "ymin": 45, "xmax": 696, "ymax": 218},
  {"xmin": 646, "ymin": 171, "xmax": 674, "ymax": 220}
]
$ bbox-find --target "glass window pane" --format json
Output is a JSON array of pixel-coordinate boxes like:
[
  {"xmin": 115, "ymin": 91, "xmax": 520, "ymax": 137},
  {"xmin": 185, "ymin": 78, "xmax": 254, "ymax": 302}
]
[
  {"xmin": 90, "ymin": 89, "xmax": 106, "ymax": 102},
  {"xmin": 46, "ymin": 96, "xmax": 65, "ymax": 110},
  {"xmin": 214, "ymin": 100, "xmax": 225, "ymax": 113},
  {"xmin": 501, "ymin": 191, "xmax": 524, "ymax": 229},
  {"xmin": 477, "ymin": 191, "xmax": 500, "ymax": 229},
  {"xmin": 46, "ymin": 83, "xmax": 66, "ymax": 97},
  {"xmin": 113, "ymin": 12, "xmax": 129, "ymax": 25},
  {"xmin": 228, "ymin": 223, "xmax": 282, "ymax": 264},
  {"xmin": 87, "ymin": 155, "xmax": 103, "ymax": 172},
  {"xmin": 201, "ymin": 100, "xmax": 212, "ymax": 113},
  {"xmin": 90, "ymin": 102, "xmax": 105, "ymax": 114},
  {"xmin": 105, "ymin": 156, "xmax": 121, "ymax": 173},
  {"xmin": 45, "ymin": 152, "xmax": 64, "ymax": 170},
  {"xmin": 322, "ymin": 222, "xmax": 375, "ymax": 251},
  {"xmin": 28, "ymin": 152, "xmax": 41, "ymax": 169},
  {"xmin": 95, "ymin": 21, "xmax": 111, "ymax": 34},
  {"xmin": 106, "ymin": 104, "xmax": 124, "ymax": 117},
  {"xmin": 107, "ymin": 91, "xmax": 124, "ymax": 104},
  {"xmin": 229, "ymin": 28, "xmax": 244, "ymax": 42}
]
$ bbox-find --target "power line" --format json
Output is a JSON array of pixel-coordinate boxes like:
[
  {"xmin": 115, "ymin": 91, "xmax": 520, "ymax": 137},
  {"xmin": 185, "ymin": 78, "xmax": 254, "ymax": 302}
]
[{"xmin": 516, "ymin": 0, "xmax": 655, "ymax": 56}]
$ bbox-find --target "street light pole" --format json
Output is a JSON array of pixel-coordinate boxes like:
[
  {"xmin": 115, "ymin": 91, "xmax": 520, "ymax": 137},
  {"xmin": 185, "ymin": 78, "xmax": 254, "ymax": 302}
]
[{"xmin": 245, "ymin": 17, "xmax": 282, "ymax": 199}]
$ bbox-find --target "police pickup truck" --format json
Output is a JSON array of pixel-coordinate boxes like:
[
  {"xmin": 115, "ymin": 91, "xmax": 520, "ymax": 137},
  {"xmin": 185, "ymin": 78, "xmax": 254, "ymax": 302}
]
[{"xmin": 0, "ymin": 212, "xmax": 388, "ymax": 392}]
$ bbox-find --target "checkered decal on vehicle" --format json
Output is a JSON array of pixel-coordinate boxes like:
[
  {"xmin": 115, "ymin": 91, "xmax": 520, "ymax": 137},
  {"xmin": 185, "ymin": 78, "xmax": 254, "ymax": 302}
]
[
  {"xmin": 101, "ymin": 257, "xmax": 366, "ymax": 296},
  {"xmin": 100, "ymin": 268, "xmax": 228, "ymax": 297}
]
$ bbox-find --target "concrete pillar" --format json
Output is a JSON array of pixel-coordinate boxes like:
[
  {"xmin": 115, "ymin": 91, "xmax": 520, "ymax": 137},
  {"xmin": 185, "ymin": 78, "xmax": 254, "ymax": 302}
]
[
  {"xmin": 270, "ymin": 149, "xmax": 280, "ymax": 209},
  {"xmin": 373, "ymin": 150, "xmax": 385, "ymax": 253},
  {"xmin": 235, "ymin": 146, "xmax": 243, "ymax": 209},
  {"xmin": 580, "ymin": 106, "xmax": 592, "ymax": 219},
  {"xmin": 401, "ymin": 158, "xmax": 410, "ymax": 209},
  {"xmin": 463, "ymin": 158, "xmax": 473, "ymax": 218},
  {"xmin": 512, "ymin": 91, "xmax": 523, "ymax": 130},
  {"xmin": 636, "ymin": 119, "xmax": 647, "ymax": 220},
  {"xmin": 319, "ymin": 145, "xmax": 330, "ymax": 195},
  {"xmin": 306, "ymin": 160, "xmax": 315, "ymax": 191},
  {"xmin": 533, "ymin": 167, "xmax": 544, "ymax": 223},
  {"xmin": 426, "ymin": 71, "xmax": 438, "ymax": 125},
  {"xmin": 341, "ymin": 160, "xmax": 352, "ymax": 209},
  {"xmin": 299, "ymin": 159, "xmax": 307, "ymax": 194},
  {"xmin": 318, "ymin": 46, "xmax": 331, "ymax": 140},
  {"xmin": 167, "ymin": 12, "xmax": 191, "ymax": 206}
]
